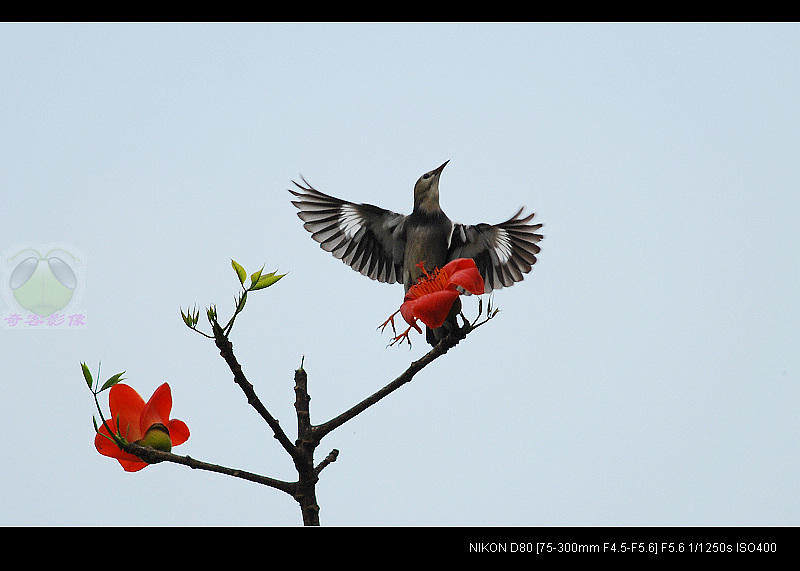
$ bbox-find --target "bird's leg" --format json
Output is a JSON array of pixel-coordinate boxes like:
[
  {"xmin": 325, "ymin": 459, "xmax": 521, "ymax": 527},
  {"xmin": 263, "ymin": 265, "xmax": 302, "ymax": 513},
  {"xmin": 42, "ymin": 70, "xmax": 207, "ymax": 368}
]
[
  {"xmin": 379, "ymin": 310, "xmax": 415, "ymax": 348},
  {"xmin": 378, "ymin": 309, "xmax": 401, "ymax": 337}
]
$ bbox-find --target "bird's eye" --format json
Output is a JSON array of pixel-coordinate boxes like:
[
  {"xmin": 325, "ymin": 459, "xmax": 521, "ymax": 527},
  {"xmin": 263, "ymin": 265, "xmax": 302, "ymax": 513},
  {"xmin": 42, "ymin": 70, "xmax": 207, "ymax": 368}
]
[{"xmin": 422, "ymin": 173, "xmax": 431, "ymax": 179}]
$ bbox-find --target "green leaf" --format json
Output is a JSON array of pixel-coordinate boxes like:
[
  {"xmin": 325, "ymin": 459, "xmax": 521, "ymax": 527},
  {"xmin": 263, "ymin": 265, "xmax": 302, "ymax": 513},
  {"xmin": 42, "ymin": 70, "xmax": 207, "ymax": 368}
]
[
  {"xmin": 249, "ymin": 267, "xmax": 263, "ymax": 288},
  {"xmin": 100, "ymin": 371, "xmax": 126, "ymax": 392},
  {"xmin": 231, "ymin": 259, "xmax": 247, "ymax": 285},
  {"xmin": 81, "ymin": 362, "xmax": 94, "ymax": 389},
  {"xmin": 252, "ymin": 271, "xmax": 286, "ymax": 290}
]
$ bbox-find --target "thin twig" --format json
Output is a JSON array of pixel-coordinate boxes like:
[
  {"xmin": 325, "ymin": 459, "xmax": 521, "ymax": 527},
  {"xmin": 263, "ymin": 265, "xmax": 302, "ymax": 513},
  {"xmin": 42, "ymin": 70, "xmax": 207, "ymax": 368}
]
[{"xmin": 314, "ymin": 449, "xmax": 339, "ymax": 476}]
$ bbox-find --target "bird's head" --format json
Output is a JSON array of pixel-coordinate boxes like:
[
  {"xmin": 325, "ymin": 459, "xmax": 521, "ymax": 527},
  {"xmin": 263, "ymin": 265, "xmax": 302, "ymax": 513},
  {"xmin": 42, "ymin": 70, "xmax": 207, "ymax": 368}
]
[{"xmin": 413, "ymin": 160, "xmax": 449, "ymax": 213}]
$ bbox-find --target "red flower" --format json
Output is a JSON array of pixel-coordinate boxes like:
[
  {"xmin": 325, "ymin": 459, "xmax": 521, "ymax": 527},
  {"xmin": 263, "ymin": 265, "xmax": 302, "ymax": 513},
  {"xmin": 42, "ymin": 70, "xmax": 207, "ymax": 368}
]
[
  {"xmin": 95, "ymin": 382, "xmax": 190, "ymax": 472},
  {"xmin": 381, "ymin": 258, "xmax": 485, "ymax": 345}
]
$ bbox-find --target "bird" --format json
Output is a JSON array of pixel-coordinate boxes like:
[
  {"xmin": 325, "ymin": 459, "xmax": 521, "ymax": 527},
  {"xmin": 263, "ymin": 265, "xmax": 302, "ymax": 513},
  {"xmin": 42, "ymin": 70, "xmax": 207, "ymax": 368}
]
[{"xmin": 289, "ymin": 160, "xmax": 543, "ymax": 345}]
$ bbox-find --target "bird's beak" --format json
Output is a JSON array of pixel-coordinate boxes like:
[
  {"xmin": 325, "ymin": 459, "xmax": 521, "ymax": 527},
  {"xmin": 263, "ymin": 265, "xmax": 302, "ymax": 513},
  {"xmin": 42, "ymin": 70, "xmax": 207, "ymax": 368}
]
[{"xmin": 433, "ymin": 160, "xmax": 449, "ymax": 176}]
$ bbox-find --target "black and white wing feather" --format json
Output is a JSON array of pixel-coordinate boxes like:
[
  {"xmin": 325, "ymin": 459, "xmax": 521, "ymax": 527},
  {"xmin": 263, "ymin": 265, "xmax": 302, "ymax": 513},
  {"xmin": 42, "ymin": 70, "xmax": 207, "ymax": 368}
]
[
  {"xmin": 448, "ymin": 208, "xmax": 543, "ymax": 293},
  {"xmin": 289, "ymin": 179, "xmax": 408, "ymax": 284}
]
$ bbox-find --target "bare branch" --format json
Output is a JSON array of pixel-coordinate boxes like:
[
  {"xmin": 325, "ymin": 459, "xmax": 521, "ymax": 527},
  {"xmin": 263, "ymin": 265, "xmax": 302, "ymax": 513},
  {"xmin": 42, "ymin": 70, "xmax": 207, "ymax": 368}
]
[
  {"xmin": 212, "ymin": 323, "xmax": 301, "ymax": 465},
  {"xmin": 124, "ymin": 441, "xmax": 297, "ymax": 495},
  {"xmin": 315, "ymin": 449, "xmax": 339, "ymax": 476},
  {"xmin": 312, "ymin": 326, "xmax": 468, "ymax": 442}
]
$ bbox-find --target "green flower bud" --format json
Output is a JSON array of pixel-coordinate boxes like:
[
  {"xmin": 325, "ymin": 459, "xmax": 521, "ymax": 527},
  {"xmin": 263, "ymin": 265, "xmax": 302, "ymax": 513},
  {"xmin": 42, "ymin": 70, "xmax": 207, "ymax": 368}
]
[{"xmin": 136, "ymin": 423, "xmax": 172, "ymax": 453}]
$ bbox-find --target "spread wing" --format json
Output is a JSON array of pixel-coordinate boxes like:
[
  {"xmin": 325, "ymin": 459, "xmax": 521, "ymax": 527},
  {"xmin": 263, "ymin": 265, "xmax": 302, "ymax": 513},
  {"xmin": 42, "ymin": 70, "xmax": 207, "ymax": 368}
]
[
  {"xmin": 289, "ymin": 178, "xmax": 407, "ymax": 284},
  {"xmin": 448, "ymin": 208, "xmax": 543, "ymax": 293}
]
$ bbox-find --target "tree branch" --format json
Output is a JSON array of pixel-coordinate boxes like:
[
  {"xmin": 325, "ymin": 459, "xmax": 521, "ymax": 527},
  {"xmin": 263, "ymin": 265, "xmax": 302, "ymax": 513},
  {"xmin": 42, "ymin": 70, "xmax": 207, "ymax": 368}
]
[
  {"xmin": 124, "ymin": 441, "xmax": 297, "ymax": 495},
  {"xmin": 315, "ymin": 449, "xmax": 339, "ymax": 476},
  {"xmin": 312, "ymin": 325, "xmax": 468, "ymax": 443},
  {"xmin": 212, "ymin": 322, "xmax": 302, "ymax": 466}
]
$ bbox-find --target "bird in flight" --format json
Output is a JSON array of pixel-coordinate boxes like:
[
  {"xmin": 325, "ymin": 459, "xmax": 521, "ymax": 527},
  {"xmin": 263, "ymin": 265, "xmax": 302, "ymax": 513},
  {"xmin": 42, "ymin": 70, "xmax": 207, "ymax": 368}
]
[{"xmin": 290, "ymin": 161, "xmax": 543, "ymax": 345}]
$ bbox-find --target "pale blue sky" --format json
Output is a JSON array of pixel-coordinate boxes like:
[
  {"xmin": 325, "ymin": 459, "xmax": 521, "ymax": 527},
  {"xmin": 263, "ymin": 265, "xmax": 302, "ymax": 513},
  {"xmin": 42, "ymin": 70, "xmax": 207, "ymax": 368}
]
[{"xmin": 1, "ymin": 23, "xmax": 797, "ymax": 525}]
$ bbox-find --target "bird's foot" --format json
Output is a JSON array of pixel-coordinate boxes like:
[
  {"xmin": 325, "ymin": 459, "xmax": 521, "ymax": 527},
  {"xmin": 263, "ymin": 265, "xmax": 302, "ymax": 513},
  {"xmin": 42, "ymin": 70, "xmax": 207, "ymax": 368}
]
[
  {"xmin": 388, "ymin": 325, "xmax": 414, "ymax": 348},
  {"xmin": 379, "ymin": 310, "xmax": 414, "ymax": 348},
  {"xmin": 378, "ymin": 310, "xmax": 401, "ymax": 337}
]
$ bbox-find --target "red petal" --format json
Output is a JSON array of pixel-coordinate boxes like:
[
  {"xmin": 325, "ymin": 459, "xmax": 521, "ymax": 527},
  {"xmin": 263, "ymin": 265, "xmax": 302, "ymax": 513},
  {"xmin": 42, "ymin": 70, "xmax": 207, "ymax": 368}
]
[
  {"xmin": 108, "ymin": 384, "xmax": 145, "ymax": 442},
  {"xmin": 441, "ymin": 258, "xmax": 473, "ymax": 273},
  {"xmin": 94, "ymin": 426, "xmax": 148, "ymax": 470},
  {"xmin": 94, "ymin": 426, "xmax": 123, "ymax": 457},
  {"xmin": 166, "ymin": 419, "xmax": 191, "ymax": 447},
  {"xmin": 404, "ymin": 289, "xmax": 460, "ymax": 329},
  {"xmin": 118, "ymin": 458, "xmax": 148, "ymax": 472},
  {"xmin": 400, "ymin": 301, "xmax": 424, "ymax": 333},
  {"xmin": 140, "ymin": 383, "xmax": 173, "ymax": 435},
  {"xmin": 444, "ymin": 258, "xmax": 485, "ymax": 295}
]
